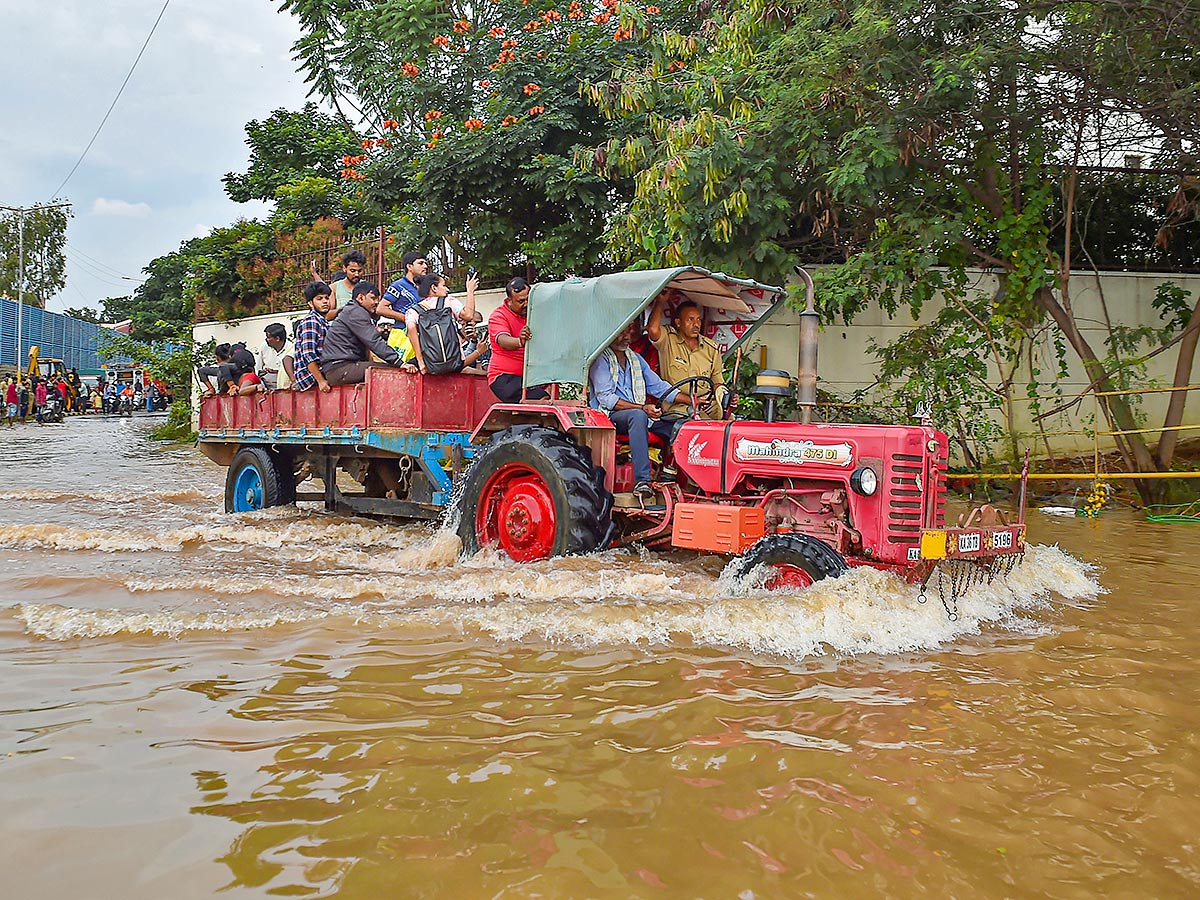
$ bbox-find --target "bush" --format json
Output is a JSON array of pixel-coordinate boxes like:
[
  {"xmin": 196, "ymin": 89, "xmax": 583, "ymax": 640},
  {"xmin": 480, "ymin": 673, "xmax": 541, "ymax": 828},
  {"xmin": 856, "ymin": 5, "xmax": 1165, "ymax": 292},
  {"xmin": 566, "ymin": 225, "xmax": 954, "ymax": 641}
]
[{"xmin": 149, "ymin": 400, "xmax": 195, "ymax": 442}]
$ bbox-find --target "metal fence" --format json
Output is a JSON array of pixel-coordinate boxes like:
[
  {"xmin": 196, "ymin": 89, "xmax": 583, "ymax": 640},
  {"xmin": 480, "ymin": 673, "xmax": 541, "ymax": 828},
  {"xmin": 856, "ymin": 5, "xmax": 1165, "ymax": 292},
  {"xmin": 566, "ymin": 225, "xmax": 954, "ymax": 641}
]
[{"xmin": 0, "ymin": 298, "xmax": 117, "ymax": 374}]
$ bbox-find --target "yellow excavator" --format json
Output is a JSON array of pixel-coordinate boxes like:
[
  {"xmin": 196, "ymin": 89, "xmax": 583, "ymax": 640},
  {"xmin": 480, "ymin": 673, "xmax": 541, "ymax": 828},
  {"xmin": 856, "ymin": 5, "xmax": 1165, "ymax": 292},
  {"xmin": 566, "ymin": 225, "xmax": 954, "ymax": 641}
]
[{"xmin": 25, "ymin": 346, "xmax": 68, "ymax": 382}]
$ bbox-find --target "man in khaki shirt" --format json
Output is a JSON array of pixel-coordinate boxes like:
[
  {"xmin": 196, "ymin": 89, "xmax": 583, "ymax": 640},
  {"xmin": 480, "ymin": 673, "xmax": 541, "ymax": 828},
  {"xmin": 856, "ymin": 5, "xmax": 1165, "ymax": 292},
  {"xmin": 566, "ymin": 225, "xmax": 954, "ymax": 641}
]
[{"xmin": 646, "ymin": 293, "xmax": 727, "ymax": 419}]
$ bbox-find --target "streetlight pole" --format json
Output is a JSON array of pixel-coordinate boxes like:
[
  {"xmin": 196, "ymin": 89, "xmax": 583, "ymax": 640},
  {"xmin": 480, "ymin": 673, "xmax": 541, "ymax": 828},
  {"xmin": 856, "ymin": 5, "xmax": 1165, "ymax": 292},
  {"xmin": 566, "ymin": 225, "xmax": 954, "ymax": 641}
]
[{"xmin": 1, "ymin": 201, "xmax": 72, "ymax": 383}]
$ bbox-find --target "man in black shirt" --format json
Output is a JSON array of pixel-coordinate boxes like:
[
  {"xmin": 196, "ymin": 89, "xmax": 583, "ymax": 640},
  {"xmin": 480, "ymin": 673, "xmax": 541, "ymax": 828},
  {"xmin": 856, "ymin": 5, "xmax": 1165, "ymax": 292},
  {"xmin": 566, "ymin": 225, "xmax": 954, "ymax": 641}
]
[{"xmin": 320, "ymin": 281, "xmax": 417, "ymax": 386}]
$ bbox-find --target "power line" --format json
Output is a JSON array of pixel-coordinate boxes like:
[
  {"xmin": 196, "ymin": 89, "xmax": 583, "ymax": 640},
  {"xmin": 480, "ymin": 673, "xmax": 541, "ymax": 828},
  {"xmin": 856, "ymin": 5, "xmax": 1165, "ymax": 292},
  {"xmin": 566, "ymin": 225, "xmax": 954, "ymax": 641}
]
[
  {"xmin": 64, "ymin": 239, "xmax": 132, "ymax": 279},
  {"xmin": 48, "ymin": 0, "xmax": 172, "ymax": 201}
]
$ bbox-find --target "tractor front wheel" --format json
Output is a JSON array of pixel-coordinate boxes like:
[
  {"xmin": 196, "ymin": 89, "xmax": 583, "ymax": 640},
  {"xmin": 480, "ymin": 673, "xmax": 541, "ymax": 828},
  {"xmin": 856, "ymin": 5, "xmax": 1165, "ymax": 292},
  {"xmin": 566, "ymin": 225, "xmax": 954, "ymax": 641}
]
[
  {"xmin": 730, "ymin": 534, "xmax": 847, "ymax": 591},
  {"xmin": 457, "ymin": 425, "xmax": 612, "ymax": 561}
]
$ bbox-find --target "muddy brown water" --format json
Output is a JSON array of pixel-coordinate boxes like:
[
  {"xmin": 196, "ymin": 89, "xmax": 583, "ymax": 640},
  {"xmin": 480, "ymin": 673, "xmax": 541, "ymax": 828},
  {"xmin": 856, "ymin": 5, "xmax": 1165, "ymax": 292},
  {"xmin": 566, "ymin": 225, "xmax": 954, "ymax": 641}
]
[{"xmin": 0, "ymin": 416, "xmax": 1196, "ymax": 898}]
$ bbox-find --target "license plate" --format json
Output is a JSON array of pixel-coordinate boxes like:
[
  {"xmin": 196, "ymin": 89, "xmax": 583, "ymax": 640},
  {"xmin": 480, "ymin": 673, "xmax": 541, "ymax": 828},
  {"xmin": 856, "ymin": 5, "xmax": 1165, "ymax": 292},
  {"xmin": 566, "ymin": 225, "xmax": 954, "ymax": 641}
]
[
  {"xmin": 908, "ymin": 546, "xmax": 921, "ymax": 562},
  {"xmin": 957, "ymin": 532, "xmax": 981, "ymax": 553},
  {"xmin": 992, "ymin": 531, "xmax": 1013, "ymax": 550}
]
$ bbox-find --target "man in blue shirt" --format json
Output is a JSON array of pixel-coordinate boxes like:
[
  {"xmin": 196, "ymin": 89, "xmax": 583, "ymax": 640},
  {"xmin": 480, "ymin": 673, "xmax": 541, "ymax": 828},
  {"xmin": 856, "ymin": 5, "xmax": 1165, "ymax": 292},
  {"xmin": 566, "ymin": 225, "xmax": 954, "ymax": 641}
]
[
  {"xmin": 589, "ymin": 322, "xmax": 694, "ymax": 499},
  {"xmin": 380, "ymin": 251, "xmax": 428, "ymax": 328}
]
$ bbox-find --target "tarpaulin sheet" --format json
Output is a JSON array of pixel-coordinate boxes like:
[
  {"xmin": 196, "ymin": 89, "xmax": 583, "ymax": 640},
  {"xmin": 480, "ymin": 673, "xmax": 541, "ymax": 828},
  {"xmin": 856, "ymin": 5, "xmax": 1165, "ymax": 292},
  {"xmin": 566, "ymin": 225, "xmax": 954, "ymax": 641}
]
[{"xmin": 523, "ymin": 266, "xmax": 782, "ymax": 387}]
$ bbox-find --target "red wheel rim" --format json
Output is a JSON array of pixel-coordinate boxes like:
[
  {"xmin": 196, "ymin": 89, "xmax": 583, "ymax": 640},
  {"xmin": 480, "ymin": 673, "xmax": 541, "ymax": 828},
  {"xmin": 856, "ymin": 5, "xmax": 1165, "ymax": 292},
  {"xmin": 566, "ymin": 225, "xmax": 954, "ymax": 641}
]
[
  {"xmin": 474, "ymin": 462, "xmax": 558, "ymax": 562},
  {"xmin": 764, "ymin": 563, "xmax": 815, "ymax": 591}
]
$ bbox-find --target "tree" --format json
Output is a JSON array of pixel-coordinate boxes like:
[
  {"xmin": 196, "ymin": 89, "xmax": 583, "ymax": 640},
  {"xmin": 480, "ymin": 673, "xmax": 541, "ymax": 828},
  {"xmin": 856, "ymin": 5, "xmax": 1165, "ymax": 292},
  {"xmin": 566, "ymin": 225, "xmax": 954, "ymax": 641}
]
[
  {"xmin": 0, "ymin": 203, "xmax": 71, "ymax": 306},
  {"xmin": 63, "ymin": 305, "xmax": 101, "ymax": 323},
  {"xmin": 223, "ymin": 103, "xmax": 363, "ymax": 209},
  {"xmin": 589, "ymin": 0, "xmax": 1200, "ymax": 498},
  {"xmin": 278, "ymin": 0, "xmax": 695, "ymax": 276}
]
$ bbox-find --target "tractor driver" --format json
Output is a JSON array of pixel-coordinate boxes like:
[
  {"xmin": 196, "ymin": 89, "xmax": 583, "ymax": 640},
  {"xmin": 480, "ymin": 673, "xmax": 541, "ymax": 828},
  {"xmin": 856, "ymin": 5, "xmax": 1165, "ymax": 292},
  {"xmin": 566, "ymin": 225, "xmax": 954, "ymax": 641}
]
[
  {"xmin": 646, "ymin": 294, "xmax": 726, "ymax": 419},
  {"xmin": 589, "ymin": 322, "xmax": 694, "ymax": 500}
]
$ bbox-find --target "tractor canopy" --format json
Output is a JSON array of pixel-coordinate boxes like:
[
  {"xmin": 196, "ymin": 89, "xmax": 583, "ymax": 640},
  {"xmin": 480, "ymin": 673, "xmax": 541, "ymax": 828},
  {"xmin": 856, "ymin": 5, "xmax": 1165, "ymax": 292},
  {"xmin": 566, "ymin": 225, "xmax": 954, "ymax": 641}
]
[{"xmin": 523, "ymin": 266, "xmax": 784, "ymax": 389}]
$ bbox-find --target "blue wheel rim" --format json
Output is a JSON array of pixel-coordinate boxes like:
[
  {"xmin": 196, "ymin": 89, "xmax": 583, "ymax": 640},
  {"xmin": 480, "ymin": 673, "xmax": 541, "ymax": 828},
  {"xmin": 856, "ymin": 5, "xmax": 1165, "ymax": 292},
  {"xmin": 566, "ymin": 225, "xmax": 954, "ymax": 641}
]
[{"xmin": 232, "ymin": 464, "xmax": 264, "ymax": 512}]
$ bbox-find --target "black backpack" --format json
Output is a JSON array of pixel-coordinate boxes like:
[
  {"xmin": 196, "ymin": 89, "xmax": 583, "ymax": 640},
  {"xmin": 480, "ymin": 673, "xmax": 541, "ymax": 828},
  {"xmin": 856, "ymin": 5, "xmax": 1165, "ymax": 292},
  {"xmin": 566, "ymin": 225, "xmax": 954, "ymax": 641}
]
[{"xmin": 416, "ymin": 297, "xmax": 464, "ymax": 374}]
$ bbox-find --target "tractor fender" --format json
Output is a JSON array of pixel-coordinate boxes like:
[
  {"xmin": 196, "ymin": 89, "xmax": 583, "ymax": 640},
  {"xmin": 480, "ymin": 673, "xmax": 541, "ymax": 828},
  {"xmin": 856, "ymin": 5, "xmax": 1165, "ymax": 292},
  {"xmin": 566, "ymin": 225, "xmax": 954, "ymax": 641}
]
[
  {"xmin": 470, "ymin": 403, "xmax": 618, "ymax": 492},
  {"xmin": 470, "ymin": 403, "xmax": 613, "ymax": 442}
]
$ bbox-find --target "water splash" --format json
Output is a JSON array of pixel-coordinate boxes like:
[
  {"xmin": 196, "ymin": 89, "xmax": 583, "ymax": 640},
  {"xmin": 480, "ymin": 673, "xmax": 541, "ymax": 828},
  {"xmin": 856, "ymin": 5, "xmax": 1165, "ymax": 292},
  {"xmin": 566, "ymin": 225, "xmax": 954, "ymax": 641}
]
[{"xmin": 15, "ymin": 545, "xmax": 1098, "ymax": 659}]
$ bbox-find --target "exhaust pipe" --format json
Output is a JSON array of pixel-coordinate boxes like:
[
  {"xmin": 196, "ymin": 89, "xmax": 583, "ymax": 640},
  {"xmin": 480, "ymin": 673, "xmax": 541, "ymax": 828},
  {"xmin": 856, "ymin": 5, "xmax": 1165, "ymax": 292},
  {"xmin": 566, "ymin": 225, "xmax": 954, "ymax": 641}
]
[{"xmin": 794, "ymin": 266, "xmax": 818, "ymax": 425}]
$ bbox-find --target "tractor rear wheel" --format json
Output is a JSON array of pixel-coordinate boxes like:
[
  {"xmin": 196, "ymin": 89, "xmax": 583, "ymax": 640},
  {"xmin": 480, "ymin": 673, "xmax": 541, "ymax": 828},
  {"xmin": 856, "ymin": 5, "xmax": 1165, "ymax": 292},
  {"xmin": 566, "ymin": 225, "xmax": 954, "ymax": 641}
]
[
  {"xmin": 731, "ymin": 534, "xmax": 847, "ymax": 591},
  {"xmin": 458, "ymin": 425, "xmax": 612, "ymax": 561}
]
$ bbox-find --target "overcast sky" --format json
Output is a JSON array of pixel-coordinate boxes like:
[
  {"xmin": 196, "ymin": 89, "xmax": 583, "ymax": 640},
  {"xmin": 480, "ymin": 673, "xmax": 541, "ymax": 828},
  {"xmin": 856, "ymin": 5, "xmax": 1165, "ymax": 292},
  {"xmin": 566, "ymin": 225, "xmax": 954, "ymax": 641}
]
[{"xmin": 0, "ymin": 0, "xmax": 314, "ymax": 314}]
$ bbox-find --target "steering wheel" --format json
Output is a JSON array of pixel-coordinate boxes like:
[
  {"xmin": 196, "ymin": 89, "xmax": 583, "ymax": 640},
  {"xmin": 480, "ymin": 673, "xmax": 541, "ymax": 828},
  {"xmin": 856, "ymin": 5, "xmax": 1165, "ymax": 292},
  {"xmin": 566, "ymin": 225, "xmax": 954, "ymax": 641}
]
[{"xmin": 660, "ymin": 375, "xmax": 716, "ymax": 420}]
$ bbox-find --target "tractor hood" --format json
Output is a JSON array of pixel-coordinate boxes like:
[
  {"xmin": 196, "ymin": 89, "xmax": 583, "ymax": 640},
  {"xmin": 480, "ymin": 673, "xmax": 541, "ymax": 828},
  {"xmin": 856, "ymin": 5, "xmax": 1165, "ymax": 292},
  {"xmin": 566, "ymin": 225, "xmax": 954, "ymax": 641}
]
[{"xmin": 523, "ymin": 266, "xmax": 783, "ymax": 389}]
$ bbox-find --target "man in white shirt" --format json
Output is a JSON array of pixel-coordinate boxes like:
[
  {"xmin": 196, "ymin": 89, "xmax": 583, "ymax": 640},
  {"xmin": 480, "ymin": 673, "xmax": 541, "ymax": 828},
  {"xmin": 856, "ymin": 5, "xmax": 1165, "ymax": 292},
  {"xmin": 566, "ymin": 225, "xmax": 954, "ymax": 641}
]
[{"xmin": 259, "ymin": 323, "xmax": 289, "ymax": 390}]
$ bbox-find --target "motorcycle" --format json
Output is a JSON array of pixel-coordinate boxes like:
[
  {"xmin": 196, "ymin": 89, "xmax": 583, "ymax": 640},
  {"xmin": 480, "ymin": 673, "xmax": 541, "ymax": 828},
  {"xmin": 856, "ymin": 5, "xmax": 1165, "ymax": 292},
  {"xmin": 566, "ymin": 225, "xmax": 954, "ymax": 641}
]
[{"xmin": 37, "ymin": 396, "xmax": 65, "ymax": 424}]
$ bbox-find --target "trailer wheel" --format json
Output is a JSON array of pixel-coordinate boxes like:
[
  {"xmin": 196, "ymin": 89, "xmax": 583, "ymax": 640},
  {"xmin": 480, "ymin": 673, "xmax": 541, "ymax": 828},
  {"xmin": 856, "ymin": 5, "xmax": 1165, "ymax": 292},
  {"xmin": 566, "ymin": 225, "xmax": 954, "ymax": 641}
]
[
  {"xmin": 730, "ymin": 534, "xmax": 847, "ymax": 591},
  {"xmin": 458, "ymin": 425, "xmax": 612, "ymax": 561},
  {"xmin": 225, "ymin": 447, "xmax": 290, "ymax": 513}
]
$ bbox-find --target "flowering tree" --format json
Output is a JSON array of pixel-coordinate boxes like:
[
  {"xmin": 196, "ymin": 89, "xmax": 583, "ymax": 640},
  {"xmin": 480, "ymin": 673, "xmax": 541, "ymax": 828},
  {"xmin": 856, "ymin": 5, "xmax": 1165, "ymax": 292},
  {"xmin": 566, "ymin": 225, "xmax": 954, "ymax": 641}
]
[{"xmin": 279, "ymin": 0, "xmax": 691, "ymax": 276}]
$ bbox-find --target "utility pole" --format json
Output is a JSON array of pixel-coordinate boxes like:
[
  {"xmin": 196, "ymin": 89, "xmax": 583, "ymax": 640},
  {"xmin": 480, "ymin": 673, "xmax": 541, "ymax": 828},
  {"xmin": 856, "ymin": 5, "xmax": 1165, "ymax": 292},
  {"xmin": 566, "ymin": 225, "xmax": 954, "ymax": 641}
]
[{"xmin": 1, "ymin": 201, "xmax": 72, "ymax": 383}]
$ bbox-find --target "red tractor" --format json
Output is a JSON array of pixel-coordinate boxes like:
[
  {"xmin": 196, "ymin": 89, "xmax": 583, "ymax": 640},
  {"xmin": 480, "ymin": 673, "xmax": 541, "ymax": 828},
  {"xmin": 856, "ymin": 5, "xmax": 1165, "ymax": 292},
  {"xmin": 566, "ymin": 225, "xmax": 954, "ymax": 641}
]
[
  {"xmin": 457, "ymin": 267, "xmax": 1027, "ymax": 617},
  {"xmin": 197, "ymin": 265, "xmax": 1026, "ymax": 618}
]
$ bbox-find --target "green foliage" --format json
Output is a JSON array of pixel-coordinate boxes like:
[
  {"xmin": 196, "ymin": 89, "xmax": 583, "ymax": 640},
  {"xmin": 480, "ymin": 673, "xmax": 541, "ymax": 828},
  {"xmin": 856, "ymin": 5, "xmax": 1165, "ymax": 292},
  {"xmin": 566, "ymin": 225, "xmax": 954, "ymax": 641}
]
[
  {"xmin": 279, "ymin": 0, "xmax": 696, "ymax": 277},
  {"xmin": 1153, "ymin": 282, "xmax": 1194, "ymax": 334},
  {"xmin": 98, "ymin": 326, "xmax": 195, "ymax": 399},
  {"xmin": 860, "ymin": 294, "xmax": 1009, "ymax": 468},
  {"xmin": 149, "ymin": 400, "xmax": 196, "ymax": 443},
  {"xmin": 223, "ymin": 103, "xmax": 362, "ymax": 208},
  {"xmin": 0, "ymin": 204, "xmax": 71, "ymax": 305},
  {"xmin": 62, "ymin": 305, "xmax": 101, "ymax": 323}
]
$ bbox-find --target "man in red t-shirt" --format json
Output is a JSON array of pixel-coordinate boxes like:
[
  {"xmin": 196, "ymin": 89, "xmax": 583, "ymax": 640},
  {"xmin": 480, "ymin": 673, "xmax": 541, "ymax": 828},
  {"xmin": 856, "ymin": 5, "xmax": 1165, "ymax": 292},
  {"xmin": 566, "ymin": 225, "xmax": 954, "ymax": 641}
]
[{"xmin": 487, "ymin": 277, "xmax": 549, "ymax": 403}]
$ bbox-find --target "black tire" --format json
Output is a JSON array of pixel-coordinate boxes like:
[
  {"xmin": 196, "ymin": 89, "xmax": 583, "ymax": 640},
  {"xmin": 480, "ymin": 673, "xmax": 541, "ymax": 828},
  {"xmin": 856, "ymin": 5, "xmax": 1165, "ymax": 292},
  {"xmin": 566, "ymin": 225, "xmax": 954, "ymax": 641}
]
[
  {"xmin": 225, "ymin": 447, "xmax": 289, "ymax": 513},
  {"xmin": 457, "ymin": 425, "xmax": 613, "ymax": 560},
  {"xmin": 729, "ymin": 533, "xmax": 847, "ymax": 589}
]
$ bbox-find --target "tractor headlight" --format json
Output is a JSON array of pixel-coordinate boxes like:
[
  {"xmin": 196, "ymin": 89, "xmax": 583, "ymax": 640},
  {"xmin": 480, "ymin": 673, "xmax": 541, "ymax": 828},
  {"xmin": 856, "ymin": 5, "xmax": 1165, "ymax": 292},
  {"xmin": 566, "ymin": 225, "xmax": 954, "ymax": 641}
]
[{"xmin": 851, "ymin": 466, "xmax": 878, "ymax": 496}]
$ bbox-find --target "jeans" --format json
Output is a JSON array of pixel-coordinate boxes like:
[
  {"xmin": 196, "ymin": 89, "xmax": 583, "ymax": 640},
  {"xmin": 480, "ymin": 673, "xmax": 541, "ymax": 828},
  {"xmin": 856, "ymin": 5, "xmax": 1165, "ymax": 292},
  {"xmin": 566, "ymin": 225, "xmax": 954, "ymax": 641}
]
[{"xmin": 609, "ymin": 408, "xmax": 682, "ymax": 485}]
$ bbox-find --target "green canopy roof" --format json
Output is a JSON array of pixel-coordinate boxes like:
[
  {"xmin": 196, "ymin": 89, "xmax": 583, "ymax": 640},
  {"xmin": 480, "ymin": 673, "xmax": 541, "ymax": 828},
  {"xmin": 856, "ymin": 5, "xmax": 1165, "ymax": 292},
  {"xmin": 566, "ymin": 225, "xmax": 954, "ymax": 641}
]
[{"xmin": 523, "ymin": 266, "xmax": 783, "ymax": 388}]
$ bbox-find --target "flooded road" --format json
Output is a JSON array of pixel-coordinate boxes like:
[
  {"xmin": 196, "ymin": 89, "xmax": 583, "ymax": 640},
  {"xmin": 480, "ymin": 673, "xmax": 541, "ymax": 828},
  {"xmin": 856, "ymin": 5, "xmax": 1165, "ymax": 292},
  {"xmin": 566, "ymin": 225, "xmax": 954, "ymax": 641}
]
[{"xmin": 1, "ymin": 416, "xmax": 1196, "ymax": 898}]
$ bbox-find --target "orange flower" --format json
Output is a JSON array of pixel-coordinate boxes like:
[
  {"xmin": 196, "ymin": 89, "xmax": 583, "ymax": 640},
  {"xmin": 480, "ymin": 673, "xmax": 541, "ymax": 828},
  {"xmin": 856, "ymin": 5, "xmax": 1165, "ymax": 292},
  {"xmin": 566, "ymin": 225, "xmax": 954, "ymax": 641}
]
[
  {"xmin": 382, "ymin": 119, "xmax": 400, "ymax": 130},
  {"xmin": 592, "ymin": 12, "xmax": 611, "ymax": 23},
  {"xmin": 528, "ymin": 105, "xmax": 546, "ymax": 116},
  {"xmin": 668, "ymin": 59, "xmax": 685, "ymax": 72},
  {"xmin": 401, "ymin": 61, "xmax": 420, "ymax": 76},
  {"xmin": 423, "ymin": 109, "xmax": 444, "ymax": 121},
  {"xmin": 488, "ymin": 62, "xmax": 499, "ymax": 71},
  {"xmin": 613, "ymin": 27, "xmax": 632, "ymax": 40},
  {"xmin": 646, "ymin": 5, "xmax": 660, "ymax": 12},
  {"xmin": 523, "ymin": 20, "xmax": 540, "ymax": 31},
  {"xmin": 523, "ymin": 82, "xmax": 541, "ymax": 95},
  {"xmin": 541, "ymin": 9, "xmax": 561, "ymax": 21},
  {"xmin": 432, "ymin": 35, "xmax": 450, "ymax": 47},
  {"xmin": 501, "ymin": 38, "xmax": 518, "ymax": 48},
  {"xmin": 465, "ymin": 117, "xmax": 485, "ymax": 130},
  {"xmin": 342, "ymin": 155, "xmax": 353, "ymax": 165},
  {"xmin": 488, "ymin": 25, "xmax": 505, "ymax": 38},
  {"xmin": 500, "ymin": 115, "xmax": 520, "ymax": 127},
  {"xmin": 452, "ymin": 18, "xmax": 470, "ymax": 33},
  {"xmin": 479, "ymin": 79, "xmax": 491, "ymax": 88},
  {"xmin": 497, "ymin": 49, "xmax": 516, "ymax": 64}
]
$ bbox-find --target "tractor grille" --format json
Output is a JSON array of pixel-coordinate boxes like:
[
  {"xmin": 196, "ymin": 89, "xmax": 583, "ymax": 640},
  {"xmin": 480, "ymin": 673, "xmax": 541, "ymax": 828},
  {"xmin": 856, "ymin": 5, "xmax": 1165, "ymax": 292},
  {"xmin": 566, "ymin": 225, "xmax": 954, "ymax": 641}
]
[{"xmin": 886, "ymin": 449, "xmax": 948, "ymax": 543}]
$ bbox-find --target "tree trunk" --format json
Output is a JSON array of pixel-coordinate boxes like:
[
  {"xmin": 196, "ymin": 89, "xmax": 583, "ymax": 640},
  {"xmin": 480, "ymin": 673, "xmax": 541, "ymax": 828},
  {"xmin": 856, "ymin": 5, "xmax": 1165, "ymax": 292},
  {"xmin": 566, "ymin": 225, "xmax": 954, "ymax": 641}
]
[
  {"xmin": 1035, "ymin": 285, "xmax": 1161, "ymax": 500},
  {"xmin": 1154, "ymin": 294, "xmax": 1200, "ymax": 470}
]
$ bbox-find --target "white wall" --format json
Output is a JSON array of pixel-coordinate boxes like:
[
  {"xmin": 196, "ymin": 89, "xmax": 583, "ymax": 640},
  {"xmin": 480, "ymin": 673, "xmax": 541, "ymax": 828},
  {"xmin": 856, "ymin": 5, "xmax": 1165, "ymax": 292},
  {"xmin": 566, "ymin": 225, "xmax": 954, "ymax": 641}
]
[{"xmin": 194, "ymin": 273, "xmax": 1200, "ymax": 460}]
